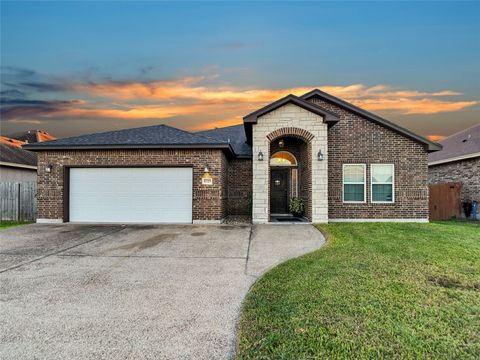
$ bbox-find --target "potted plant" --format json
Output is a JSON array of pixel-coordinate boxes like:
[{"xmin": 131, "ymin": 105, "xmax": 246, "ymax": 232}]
[{"xmin": 289, "ymin": 197, "xmax": 305, "ymax": 217}]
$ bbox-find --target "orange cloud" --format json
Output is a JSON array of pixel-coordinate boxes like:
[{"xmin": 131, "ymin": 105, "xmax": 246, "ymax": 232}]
[
  {"xmin": 427, "ymin": 134, "xmax": 447, "ymax": 141},
  {"xmin": 14, "ymin": 100, "xmax": 253, "ymax": 125},
  {"xmin": 67, "ymin": 79, "xmax": 478, "ymax": 115},
  {"xmin": 189, "ymin": 116, "xmax": 244, "ymax": 131},
  {"xmin": 72, "ymin": 78, "xmax": 311, "ymax": 104},
  {"xmin": 352, "ymin": 98, "xmax": 478, "ymax": 114},
  {"xmin": 3, "ymin": 77, "xmax": 478, "ymax": 131}
]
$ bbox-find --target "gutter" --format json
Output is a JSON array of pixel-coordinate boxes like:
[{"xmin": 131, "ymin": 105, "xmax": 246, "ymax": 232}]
[
  {"xmin": 23, "ymin": 143, "xmax": 238, "ymax": 157},
  {"xmin": 0, "ymin": 161, "xmax": 37, "ymax": 170},
  {"xmin": 428, "ymin": 152, "xmax": 480, "ymax": 166}
]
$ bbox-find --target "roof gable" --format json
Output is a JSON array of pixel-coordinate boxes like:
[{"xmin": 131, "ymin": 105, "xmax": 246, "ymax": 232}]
[
  {"xmin": 243, "ymin": 94, "xmax": 340, "ymax": 124},
  {"xmin": 301, "ymin": 89, "xmax": 441, "ymax": 152}
]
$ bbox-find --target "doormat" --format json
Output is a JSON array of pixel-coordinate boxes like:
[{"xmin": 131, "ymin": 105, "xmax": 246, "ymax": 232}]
[{"xmin": 275, "ymin": 217, "xmax": 305, "ymax": 222}]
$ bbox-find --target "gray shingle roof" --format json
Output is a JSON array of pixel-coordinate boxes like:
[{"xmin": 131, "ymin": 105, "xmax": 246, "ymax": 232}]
[
  {"xmin": 196, "ymin": 124, "xmax": 252, "ymax": 157},
  {"xmin": 428, "ymin": 123, "xmax": 480, "ymax": 164},
  {"xmin": 0, "ymin": 142, "xmax": 37, "ymax": 167},
  {"xmin": 24, "ymin": 124, "xmax": 233, "ymax": 152}
]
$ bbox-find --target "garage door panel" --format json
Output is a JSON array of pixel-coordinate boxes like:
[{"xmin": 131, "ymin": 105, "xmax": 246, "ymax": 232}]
[{"xmin": 69, "ymin": 168, "xmax": 193, "ymax": 223}]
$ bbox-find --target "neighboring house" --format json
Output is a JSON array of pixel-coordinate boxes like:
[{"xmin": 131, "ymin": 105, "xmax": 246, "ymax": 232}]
[
  {"xmin": 1, "ymin": 129, "xmax": 55, "ymax": 182},
  {"xmin": 8, "ymin": 129, "xmax": 56, "ymax": 144},
  {"xmin": 24, "ymin": 89, "xmax": 441, "ymax": 224},
  {"xmin": 428, "ymin": 124, "xmax": 480, "ymax": 209},
  {"xmin": 0, "ymin": 136, "xmax": 37, "ymax": 182}
]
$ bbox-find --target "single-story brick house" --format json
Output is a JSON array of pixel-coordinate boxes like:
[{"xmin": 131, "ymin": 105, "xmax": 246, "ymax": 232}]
[
  {"xmin": 428, "ymin": 123, "xmax": 480, "ymax": 216},
  {"xmin": 24, "ymin": 89, "xmax": 441, "ymax": 224}
]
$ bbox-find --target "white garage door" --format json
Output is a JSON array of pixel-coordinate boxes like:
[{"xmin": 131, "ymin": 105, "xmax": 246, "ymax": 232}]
[{"xmin": 69, "ymin": 167, "xmax": 193, "ymax": 223}]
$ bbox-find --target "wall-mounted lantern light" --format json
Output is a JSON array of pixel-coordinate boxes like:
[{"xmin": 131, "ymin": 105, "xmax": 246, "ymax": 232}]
[
  {"xmin": 317, "ymin": 150, "xmax": 324, "ymax": 161},
  {"xmin": 258, "ymin": 151, "xmax": 264, "ymax": 161},
  {"xmin": 45, "ymin": 164, "xmax": 53, "ymax": 173},
  {"xmin": 278, "ymin": 139, "xmax": 285, "ymax": 148},
  {"xmin": 201, "ymin": 164, "xmax": 213, "ymax": 185}
]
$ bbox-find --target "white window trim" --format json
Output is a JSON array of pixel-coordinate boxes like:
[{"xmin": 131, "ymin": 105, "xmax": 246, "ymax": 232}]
[
  {"xmin": 370, "ymin": 164, "xmax": 395, "ymax": 204},
  {"xmin": 342, "ymin": 164, "xmax": 366, "ymax": 203}
]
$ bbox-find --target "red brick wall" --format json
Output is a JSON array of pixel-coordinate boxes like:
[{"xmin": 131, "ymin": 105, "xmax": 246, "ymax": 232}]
[
  {"xmin": 309, "ymin": 97, "xmax": 429, "ymax": 219},
  {"xmin": 227, "ymin": 158, "xmax": 252, "ymax": 215},
  {"xmin": 37, "ymin": 149, "xmax": 227, "ymax": 221}
]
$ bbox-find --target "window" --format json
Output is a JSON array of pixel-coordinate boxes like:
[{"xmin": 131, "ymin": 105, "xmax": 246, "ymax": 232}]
[
  {"xmin": 291, "ymin": 168, "xmax": 298, "ymax": 197},
  {"xmin": 343, "ymin": 164, "xmax": 366, "ymax": 203},
  {"xmin": 270, "ymin": 151, "xmax": 297, "ymax": 166},
  {"xmin": 371, "ymin": 164, "xmax": 394, "ymax": 203}
]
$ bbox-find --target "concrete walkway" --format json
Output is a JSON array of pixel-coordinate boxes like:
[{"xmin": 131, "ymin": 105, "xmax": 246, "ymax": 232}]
[{"xmin": 0, "ymin": 223, "xmax": 325, "ymax": 359}]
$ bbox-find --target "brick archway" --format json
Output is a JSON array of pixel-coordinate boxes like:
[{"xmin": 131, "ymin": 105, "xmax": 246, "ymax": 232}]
[{"xmin": 267, "ymin": 127, "xmax": 315, "ymax": 143}]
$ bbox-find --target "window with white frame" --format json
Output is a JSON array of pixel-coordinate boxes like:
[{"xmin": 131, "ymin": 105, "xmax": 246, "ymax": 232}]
[
  {"xmin": 343, "ymin": 164, "xmax": 366, "ymax": 203},
  {"xmin": 371, "ymin": 164, "xmax": 394, "ymax": 203}
]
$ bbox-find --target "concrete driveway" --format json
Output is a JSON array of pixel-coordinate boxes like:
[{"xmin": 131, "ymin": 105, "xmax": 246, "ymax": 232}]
[{"xmin": 0, "ymin": 223, "xmax": 324, "ymax": 359}]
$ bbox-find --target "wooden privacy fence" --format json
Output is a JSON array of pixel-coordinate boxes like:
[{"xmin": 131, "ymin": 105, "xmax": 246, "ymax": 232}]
[
  {"xmin": 429, "ymin": 182, "xmax": 462, "ymax": 221},
  {"xmin": 0, "ymin": 182, "xmax": 37, "ymax": 221}
]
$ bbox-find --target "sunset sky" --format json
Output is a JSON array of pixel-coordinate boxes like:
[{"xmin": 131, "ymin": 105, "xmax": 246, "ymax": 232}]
[{"xmin": 1, "ymin": 1, "xmax": 479, "ymax": 141}]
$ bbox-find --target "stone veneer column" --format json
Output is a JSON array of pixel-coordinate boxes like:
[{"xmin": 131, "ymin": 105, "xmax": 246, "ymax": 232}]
[{"xmin": 252, "ymin": 103, "xmax": 328, "ymax": 223}]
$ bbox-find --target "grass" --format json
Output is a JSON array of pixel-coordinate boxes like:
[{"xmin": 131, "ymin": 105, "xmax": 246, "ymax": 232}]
[
  {"xmin": 0, "ymin": 221, "xmax": 32, "ymax": 230},
  {"xmin": 237, "ymin": 222, "xmax": 480, "ymax": 359}
]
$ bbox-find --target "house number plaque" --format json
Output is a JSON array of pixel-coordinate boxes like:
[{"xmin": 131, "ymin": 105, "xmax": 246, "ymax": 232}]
[{"xmin": 202, "ymin": 177, "xmax": 213, "ymax": 185}]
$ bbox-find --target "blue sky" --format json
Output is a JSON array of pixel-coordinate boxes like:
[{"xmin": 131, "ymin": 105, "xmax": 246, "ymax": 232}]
[{"xmin": 1, "ymin": 1, "xmax": 479, "ymax": 139}]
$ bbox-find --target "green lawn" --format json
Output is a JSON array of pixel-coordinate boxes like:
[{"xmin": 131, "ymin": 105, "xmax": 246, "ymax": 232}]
[
  {"xmin": 0, "ymin": 221, "xmax": 32, "ymax": 230},
  {"xmin": 237, "ymin": 222, "xmax": 480, "ymax": 359}
]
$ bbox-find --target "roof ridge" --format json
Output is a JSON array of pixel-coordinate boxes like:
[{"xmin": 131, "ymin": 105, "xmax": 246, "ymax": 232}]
[
  {"xmin": 165, "ymin": 124, "xmax": 226, "ymax": 144},
  {"xmin": 196, "ymin": 123, "xmax": 244, "ymax": 132},
  {"xmin": 440, "ymin": 123, "xmax": 480, "ymax": 141},
  {"xmin": 31, "ymin": 124, "xmax": 178, "ymax": 146},
  {"xmin": 192, "ymin": 132, "xmax": 225, "ymax": 143}
]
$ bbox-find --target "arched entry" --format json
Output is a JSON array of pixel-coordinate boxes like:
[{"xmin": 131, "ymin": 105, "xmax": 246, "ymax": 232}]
[
  {"xmin": 252, "ymin": 107, "xmax": 329, "ymax": 224},
  {"xmin": 267, "ymin": 129, "xmax": 314, "ymax": 221},
  {"xmin": 270, "ymin": 151, "xmax": 299, "ymax": 214}
]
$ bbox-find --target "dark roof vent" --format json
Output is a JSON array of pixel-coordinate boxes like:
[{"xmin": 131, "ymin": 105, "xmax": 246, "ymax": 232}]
[{"xmin": 462, "ymin": 134, "xmax": 472, "ymax": 143}]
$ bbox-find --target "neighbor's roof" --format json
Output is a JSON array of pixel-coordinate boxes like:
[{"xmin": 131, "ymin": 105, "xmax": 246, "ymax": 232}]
[
  {"xmin": 8, "ymin": 129, "xmax": 56, "ymax": 143},
  {"xmin": 23, "ymin": 124, "xmax": 235, "ymax": 155},
  {"xmin": 197, "ymin": 124, "xmax": 252, "ymax": 157},
  {"xmin": 0, "ymin": 136, "xmax": 37, "ymax": 169},
  {"xmin": 301, "ymin": 89, "xmax": 442, "ymax": 152},
  {"xmin": 428, "ymin": 123, "xmax": 480, "ymax": 165}
]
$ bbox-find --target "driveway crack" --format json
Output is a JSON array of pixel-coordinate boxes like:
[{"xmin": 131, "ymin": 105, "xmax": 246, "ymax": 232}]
[{"xmin": 244, "ymin": 224, "xmax": 254, "ymax": 275}]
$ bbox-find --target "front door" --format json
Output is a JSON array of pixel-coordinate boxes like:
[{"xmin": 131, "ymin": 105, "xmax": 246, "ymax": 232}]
[{"xmin": 270, "ymin": 168, "xmax": 289, "ymax": 214}]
